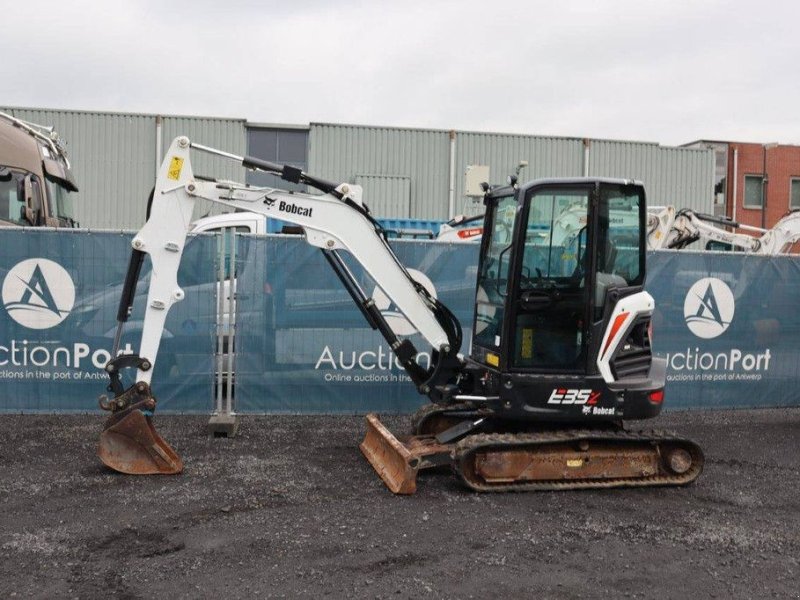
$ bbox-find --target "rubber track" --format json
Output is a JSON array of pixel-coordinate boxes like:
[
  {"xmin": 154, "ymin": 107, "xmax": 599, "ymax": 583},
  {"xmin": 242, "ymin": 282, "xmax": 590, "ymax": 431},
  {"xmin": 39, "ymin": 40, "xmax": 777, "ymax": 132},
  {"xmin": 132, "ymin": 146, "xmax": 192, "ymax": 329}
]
[{"xmin": 454, "ymin": 429, "xmax": 705, "ymax": 492}]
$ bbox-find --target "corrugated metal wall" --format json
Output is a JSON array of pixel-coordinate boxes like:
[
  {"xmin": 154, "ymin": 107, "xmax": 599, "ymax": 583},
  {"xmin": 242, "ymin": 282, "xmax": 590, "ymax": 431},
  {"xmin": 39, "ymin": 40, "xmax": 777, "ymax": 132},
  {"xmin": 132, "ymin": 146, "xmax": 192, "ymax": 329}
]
[
  {"xmin": 1, "ymin": 107, "xmax": 246, "ymax": 229},
  {"xmin": 309, "ymin": 123, "xmax": 714, "ymax": 219},
  {"xmin": 308, "ymin": 123, "xmax": 451, "ymax": 220},
  {"xmin": 1, "ymin": 108, "xmax": 713, "ymax": 226},
  {"xmin": 353, "ymin": 174, "xmax": 411, "ymax": 217},
  {"xmin": 588, "ymin": 140, "xmax": 715, "ymax": 213},
  {"xmin": 453, "ymin": 132, "xmax": 585, "ymax": 215}
]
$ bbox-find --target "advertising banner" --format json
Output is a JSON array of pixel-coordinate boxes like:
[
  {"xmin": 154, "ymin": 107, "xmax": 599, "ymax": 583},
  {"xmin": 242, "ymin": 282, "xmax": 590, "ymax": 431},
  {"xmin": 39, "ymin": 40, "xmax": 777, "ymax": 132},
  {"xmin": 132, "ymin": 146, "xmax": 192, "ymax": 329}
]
[
  {"xmin": 234, "ymin": 237, "xmax": 478, "ymax": 414},
  {"xmin": 235, "ymin": 243, "xmax": 800, "ymax": 413},
  {"xmin": 0, "ymin": 230, "xmax": 217, "ymax": 413},
  {"xmin": 647, "ymin": 251, "xmax": 800, "ymax": 409},
  {"xmin": 2, "ymin": 230, "xmax": 799, "ymax": 414}
]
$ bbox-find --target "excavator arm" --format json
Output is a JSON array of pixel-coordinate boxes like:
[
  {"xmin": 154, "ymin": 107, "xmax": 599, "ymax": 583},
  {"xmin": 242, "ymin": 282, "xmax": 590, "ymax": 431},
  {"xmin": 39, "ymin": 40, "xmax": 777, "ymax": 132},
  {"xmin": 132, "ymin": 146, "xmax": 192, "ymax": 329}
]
[
  {"xmin": 98, "ymin": 137, "xmax": 463, "ymax": 474},
  {"xmin": 648, "ymin": 206, "xmax": 800, "ymax": 254}
]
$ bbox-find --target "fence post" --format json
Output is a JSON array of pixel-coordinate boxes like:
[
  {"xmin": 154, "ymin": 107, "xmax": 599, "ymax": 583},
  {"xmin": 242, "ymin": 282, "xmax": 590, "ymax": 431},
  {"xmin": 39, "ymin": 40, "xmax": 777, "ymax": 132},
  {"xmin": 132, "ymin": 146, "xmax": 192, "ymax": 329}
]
[{"xmin": 208, "ymin": 227, "xmax": 239, "ymax": 437}]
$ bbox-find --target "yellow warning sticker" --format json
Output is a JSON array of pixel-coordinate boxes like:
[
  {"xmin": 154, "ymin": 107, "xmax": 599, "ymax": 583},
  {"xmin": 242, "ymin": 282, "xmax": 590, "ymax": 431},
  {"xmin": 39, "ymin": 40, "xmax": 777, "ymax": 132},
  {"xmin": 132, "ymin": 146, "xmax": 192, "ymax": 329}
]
[
  {"xmin": 486, "ymin": 352, "xmax": 499, "ymax": 367},
  {"xmin": 521, "ymin": 328, "xmax": 533, "ymax": 359},
  {"xmin": 167, "ymin": 157, "xmax": 184, "ymax": 181}
]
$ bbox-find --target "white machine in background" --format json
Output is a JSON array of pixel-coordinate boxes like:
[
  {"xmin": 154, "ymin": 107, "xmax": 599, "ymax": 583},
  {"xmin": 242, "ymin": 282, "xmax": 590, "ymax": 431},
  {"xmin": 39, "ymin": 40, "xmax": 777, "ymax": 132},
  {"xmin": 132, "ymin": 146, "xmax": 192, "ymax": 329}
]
[{"xmin": 439, "ymin": 203, "xmax": 800, "ymax": 255}]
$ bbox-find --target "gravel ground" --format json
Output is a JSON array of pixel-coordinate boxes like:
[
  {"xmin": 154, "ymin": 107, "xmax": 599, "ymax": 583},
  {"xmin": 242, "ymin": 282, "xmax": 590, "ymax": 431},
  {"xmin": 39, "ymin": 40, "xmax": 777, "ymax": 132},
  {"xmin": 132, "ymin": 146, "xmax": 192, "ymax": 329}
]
[{"xmin": 0, "ymin": 408, "xmax": 798, "ymax": 599}]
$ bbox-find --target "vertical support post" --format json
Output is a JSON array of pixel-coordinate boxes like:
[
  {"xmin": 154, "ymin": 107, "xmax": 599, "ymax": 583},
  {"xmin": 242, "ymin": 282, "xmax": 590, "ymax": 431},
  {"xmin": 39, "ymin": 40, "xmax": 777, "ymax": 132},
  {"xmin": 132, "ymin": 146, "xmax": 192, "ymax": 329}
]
[
  {"xmin": 582, "ymin": 138, "xmax": 591, "ymax": 177},
  {"xmin": 448, "ymin": 130, "xmax": 456, "ymax": 219},
  {"xmin": 760, "ymin": 143, "xmax": 779, "ymax": 229},
  {"xmin": 208, "ymin": 227, "xmax": 239, "ymax": 437},
  {"xmin": 226, "ymin": 229, "xmax": 237, "ymax": 417},
  {"xmin": 732, "ymin": 147, "xmax": 738, "ymax": 223},
  {"xmin": 155, "ymin": 116, "xmax": 163, "ymax": 174},
  {"xmin": 762, "ymin": 144, "xmax": 767, "ymax": 229}
]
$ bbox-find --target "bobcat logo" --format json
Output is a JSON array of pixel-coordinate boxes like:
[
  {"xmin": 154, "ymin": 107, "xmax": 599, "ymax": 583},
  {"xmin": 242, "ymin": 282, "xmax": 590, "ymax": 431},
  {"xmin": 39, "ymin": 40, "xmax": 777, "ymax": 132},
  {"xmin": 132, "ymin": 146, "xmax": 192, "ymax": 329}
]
[
  {"xmin": 2, "ymin": 259, "xmax": 75, "ymax": 329},
  {"xmin": 683, "ymin": 277, "xmax": 734, "ymax": 339}
]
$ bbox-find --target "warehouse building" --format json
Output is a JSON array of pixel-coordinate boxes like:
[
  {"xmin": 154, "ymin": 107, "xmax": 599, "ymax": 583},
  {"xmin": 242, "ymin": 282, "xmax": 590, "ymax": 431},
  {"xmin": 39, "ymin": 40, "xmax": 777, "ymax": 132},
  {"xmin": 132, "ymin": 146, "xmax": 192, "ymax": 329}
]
[{"xmin": 2, "ymin": 106, "xmax": 715, "ymax": 230}]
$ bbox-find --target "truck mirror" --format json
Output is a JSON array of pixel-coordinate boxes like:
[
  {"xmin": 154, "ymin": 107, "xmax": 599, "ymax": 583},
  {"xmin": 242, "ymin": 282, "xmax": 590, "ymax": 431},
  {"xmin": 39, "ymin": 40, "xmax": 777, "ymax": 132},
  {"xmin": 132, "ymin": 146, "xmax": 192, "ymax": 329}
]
[{"xmin": 23, "ymin": 174, "xmax": 41, "ymax": 225}]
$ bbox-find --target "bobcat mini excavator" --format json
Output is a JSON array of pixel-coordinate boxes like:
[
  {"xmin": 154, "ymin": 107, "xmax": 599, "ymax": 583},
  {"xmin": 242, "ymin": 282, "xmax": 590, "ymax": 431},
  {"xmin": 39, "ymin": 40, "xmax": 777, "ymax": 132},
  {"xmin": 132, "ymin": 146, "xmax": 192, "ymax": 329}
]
[{"xmin": 97, "ymin": 137, "xmax": 704, "ymax": 494}]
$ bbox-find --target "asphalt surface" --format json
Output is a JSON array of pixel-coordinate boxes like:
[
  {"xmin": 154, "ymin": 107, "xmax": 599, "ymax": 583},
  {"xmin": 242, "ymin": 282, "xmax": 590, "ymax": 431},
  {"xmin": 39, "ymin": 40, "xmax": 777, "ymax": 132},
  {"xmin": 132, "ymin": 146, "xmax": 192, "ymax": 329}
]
[{"xmin": 0, "ymin": 408, "xmax": 798, "ymax": 599}]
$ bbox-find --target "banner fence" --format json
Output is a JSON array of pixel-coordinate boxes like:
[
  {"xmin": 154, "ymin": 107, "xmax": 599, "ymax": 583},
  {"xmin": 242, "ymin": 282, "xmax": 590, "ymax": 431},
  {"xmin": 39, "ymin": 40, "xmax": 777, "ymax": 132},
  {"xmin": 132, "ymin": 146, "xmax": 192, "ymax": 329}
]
[{"xmin": 1, "ymin": 229, "xmax": 798, "ymax": 413}]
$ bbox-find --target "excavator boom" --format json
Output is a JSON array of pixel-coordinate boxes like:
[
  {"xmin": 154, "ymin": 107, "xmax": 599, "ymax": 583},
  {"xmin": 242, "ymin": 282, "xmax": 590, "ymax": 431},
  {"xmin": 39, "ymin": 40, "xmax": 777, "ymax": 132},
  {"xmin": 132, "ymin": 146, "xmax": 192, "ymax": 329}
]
[{"xmin": 98, "ymin": 137, "xmax": 462, "ymax": 475}]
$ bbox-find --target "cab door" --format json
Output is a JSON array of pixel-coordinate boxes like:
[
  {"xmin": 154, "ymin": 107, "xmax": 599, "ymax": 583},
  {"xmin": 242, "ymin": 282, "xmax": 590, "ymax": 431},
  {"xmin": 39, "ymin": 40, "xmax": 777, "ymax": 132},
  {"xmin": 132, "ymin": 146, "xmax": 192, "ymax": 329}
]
[
  {"xmin": 471, "ymin": 192, "xmax": 519, "ymax": 365},
  {"xmin": 507, "ymin": 185, "xmax": 594, "ymax": 373}
]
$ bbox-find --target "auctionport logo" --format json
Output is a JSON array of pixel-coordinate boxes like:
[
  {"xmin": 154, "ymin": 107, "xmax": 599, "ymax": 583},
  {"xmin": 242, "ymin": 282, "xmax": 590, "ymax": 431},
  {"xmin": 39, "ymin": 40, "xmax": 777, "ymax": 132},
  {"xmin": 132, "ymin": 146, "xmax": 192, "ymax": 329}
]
[
  {"xmin": 2, "ymin": 259, "xmax": 75, "ymax": 329},
  {"xmin": 683, "ymin": 277, "xmax": 734, "ymax": 339}
]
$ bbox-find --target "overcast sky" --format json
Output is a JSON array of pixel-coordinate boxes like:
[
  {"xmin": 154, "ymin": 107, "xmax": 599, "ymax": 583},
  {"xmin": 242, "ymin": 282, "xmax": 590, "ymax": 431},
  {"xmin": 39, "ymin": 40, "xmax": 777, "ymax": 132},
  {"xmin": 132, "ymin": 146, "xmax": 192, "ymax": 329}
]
[{"xmin": 4, "ymin": 0, "xmax": 798, "ymax": 146}]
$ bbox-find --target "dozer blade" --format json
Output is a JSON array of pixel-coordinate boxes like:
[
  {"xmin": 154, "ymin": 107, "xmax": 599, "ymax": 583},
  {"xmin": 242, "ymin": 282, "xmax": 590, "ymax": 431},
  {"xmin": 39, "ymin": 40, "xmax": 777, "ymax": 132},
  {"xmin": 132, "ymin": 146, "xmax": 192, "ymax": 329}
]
[
  {"xmin": 98, "ymin": 408, "xmax": 183, "ymax": 475},
  {"xmin": 359, "ymin": 413, "xmax": 450, "ymax": 495}
]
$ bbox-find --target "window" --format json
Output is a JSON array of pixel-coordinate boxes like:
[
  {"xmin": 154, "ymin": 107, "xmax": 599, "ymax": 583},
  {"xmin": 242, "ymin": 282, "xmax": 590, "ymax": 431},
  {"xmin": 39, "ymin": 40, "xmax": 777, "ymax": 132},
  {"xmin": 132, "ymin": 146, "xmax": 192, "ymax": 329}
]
[
  {"xmin": 598, "ymin": 187, "xmax": 643, "ymax": 287},
  {"xmin": 44, "ymin": 176, "xmax": 75, "ymax": 222},
  {"xmin": 473, "ymin": 194, "xmax": 516, "ymax": 349},
  {"xmin": 791, "ymin": 179, "xmax": 800, "ymax": 210},
  {"xmin": 519, "ymin": 189, "xmax": 590, "ymax": 286},
  {"xmin": 246, "ymin": 128, "xmax": 308, "ymax": 192},
  {"xmin": 744, "ymin": 175, "xmax": 764, "ymax": 208},
  {"xmin": 0, "ymin": 169, "xmax": 26, "ymax": 225}
]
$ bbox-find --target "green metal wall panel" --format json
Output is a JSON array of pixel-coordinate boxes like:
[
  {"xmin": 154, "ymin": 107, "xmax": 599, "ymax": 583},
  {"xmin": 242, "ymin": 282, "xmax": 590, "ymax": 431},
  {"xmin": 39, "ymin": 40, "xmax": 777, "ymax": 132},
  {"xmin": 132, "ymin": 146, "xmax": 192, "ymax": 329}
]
[
  {"xmin": 453, "ymin": 132, "xmax": 585, "ymax": 216},
  {"xmin": 308, "ymin": 123, "xmax": 451, "ymax": 220},
  {"xmin": 2, "ymin": 108, "xmax": 713, "ymax": 227},
  {"xmin": 588, "ymin": 140, "xmax": 714, "ymax": 212}
]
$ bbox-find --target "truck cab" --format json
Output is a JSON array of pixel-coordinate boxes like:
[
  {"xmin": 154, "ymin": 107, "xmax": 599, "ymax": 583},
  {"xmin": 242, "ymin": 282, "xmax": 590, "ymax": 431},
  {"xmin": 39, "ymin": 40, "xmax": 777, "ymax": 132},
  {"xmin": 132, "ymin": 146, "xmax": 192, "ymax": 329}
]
[{"xmin": 0, "ymin": 112, "xmax": 78, "ymax": 228}]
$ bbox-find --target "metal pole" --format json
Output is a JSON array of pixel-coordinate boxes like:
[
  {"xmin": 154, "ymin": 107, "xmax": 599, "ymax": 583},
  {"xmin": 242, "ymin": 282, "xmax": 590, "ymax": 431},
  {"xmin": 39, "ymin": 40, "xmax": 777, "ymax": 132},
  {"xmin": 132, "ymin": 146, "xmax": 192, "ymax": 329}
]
[
  {"xmin": 215, "ymin": 229, "xmax": 226, "ymax": 415},
  {"xmin": 155, "ymin": 116, "xmax": 163, "ymax": 174},
  {"xmin": 208, "ymin": 227, "xmax": 239, "ymax": 437},
  {"xmin": 226, "ymin": 229, "xmax": 237, "ymax": 416},
  {"xmin": 760, "ymin": 143, "xmax": 779, "ymax": 228},
  {"xmin": 762, "ymin": 145, "xmax": 767, "ymax": 229},
  {"xmin": 583, "ymin": 138, "xmax": 590, "ymax": 177},
  {"xmin": 732, "ymin": 147, "xmax": 738, "ymax": 223},
  {"xmin": 448, "ymin": 130, "xmax": 456, "ymax": 219}
]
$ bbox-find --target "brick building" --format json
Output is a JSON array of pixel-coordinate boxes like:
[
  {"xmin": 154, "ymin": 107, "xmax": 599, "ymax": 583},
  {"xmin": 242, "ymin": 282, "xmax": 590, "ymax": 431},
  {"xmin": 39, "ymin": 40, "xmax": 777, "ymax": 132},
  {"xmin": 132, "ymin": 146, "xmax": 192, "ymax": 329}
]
[{"xmin": 683, "ymin": 140, "xmax": 800, "ymax": 229}]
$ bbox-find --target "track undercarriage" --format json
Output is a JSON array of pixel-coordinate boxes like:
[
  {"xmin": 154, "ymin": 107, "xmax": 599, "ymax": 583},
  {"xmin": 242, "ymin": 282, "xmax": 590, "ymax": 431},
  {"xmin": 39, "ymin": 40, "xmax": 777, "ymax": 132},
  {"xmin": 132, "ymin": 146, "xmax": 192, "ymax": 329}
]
[{"xmin": 360, "ymin": 405, "xmax": 704, "ymax": 494}]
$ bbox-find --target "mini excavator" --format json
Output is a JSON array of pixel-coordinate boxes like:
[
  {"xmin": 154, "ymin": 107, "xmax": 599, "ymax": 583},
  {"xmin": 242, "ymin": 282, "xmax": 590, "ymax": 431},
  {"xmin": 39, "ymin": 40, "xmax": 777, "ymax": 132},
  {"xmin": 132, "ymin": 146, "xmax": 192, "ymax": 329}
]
[{"xmin": 97, "ymin": 137, "xmax": 704, "ymax": 493}]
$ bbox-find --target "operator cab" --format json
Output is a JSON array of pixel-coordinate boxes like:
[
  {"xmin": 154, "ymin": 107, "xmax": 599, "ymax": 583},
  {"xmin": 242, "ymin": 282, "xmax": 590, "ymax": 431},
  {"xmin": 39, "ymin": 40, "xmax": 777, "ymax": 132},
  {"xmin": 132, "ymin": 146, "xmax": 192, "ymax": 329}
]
[{"xmin": 470, "ymin": 178, "xmax": 662, "ymax": 422}]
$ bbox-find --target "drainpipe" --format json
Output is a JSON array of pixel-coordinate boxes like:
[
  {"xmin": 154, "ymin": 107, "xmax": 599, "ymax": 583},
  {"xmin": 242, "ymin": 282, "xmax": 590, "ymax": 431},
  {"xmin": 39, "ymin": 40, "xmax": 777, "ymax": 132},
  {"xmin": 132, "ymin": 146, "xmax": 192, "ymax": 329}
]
[
  {"xmin": 582, "ymin": 138, "xmax": 590, "ymax": 177},
  {"xmin": 448, "ymin": 130, "xmax": 456, "ymax": 219},
  {"xmin": 762, "ymin": 145, "xmax": 767, "ymax": 229},
  {"xmin": 761, "ymin": 143, "xmax": 779, "ymax": 229},
  {"xmin": 731, "ymin": 147, "xmax": 738, "ymax": 222},
  {"xmin": 155, "ymin": 115, "xmax": 163, "ymax": 174}
]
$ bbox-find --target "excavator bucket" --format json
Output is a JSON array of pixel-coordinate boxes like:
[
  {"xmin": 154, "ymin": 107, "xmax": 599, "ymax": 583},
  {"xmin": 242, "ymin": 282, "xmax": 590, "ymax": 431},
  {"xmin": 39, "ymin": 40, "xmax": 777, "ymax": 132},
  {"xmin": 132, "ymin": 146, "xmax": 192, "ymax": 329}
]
[
  {"xmin": 359, "ymin": 413, "xmax": 450, "ymax": 495},
  {"xmin": 98, "ymin": 408, "xmax": 183, "ymax": 475}
]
